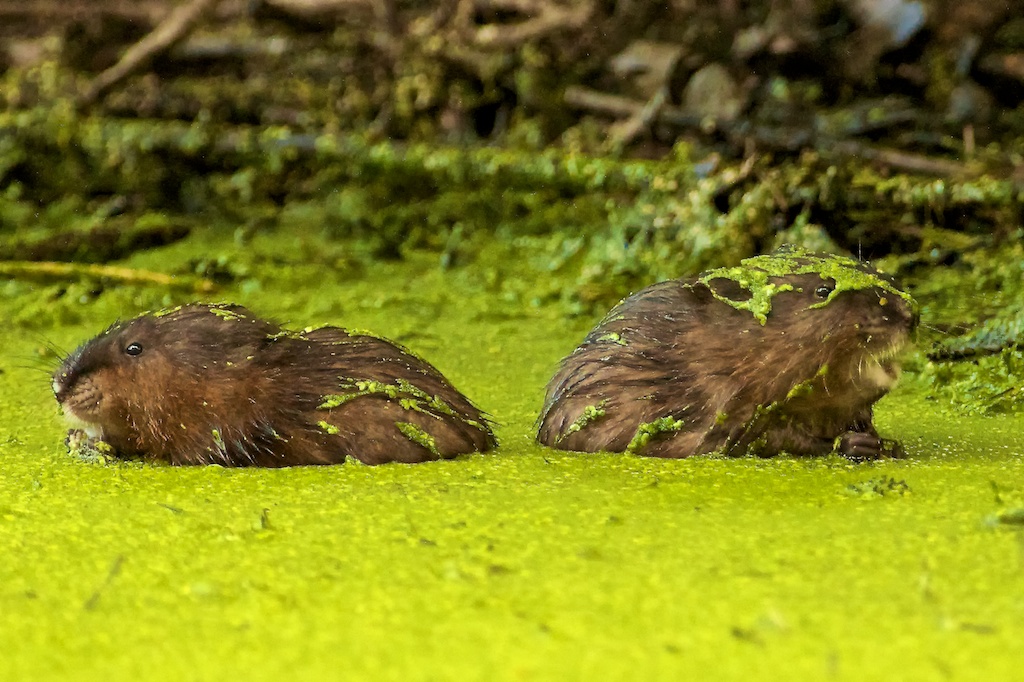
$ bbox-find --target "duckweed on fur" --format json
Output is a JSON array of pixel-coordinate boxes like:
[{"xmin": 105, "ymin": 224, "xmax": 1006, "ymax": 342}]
[{"xmin": 700, "ymin": 246, "xmax": 916, "ymax": 324}]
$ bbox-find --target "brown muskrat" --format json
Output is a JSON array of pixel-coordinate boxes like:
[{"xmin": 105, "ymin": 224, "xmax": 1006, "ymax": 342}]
[
  {"xmin": 537, "ymin": 247, "xmax": 918, "ymax": 460},
  {"xmin": 52, "ymin": 303, "xmax": 496, "ymax": 466}
]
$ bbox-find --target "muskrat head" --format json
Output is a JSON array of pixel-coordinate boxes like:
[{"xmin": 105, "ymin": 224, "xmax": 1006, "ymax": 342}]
[
  {"xmin": 700, "ymin": 247, "xmax": 918, "ymax": 398},
  {"xmin": 52, "ymin": 304, "xmax": 276, "ymax": 443},
  {"xmin": 774, "ymin": 271, "xmax": 917, "ymax": 393}
]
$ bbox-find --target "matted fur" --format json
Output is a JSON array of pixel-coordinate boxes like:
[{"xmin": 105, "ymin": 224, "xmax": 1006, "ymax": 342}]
[
  {"xmin": 537, "ymin": 269, "xmax": 916, "ymax": 459},
  {"xmin": 53, "ymin": 304, "xmax": 496, "ymax": 466}
]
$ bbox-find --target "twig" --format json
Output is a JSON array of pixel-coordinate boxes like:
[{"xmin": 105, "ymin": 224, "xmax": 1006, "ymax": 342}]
[
  {"xmin": 828, "ymin": 142, "xmax": 973, "ymax": 178},
  {"xmin": 259, "ymin": 0, "xmax": 376, "ymax": 23},
  {"xmin": 0, "ymin": 0, "xmax": 164, "ymax": 22},
  {"xmin": 473, "ymin": 0, "xmax": 593, "ymax": 47},
  {"xmin": 565, "ymin": 85, "xmax": 703, "ymax": 127},
  {"xmin": 607, "ymin": 86, "xmax": 668, "ymax": 148},
  {"xmin": 0, "ymin": 222, "xmax": 191, "ymax": 263},
  {"xmin": 0, "ymin": 261, "xmax": 216, "ymax": 293},
  {"xmin": 81, "ymin": 0, "xmax": 220, "ymax": 105},
  {"xmin": 566, "ymin": 85, "xmax": 977, "ymax": 179}
]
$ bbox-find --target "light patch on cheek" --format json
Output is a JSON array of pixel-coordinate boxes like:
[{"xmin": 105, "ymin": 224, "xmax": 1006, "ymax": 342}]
[
  {"xmin": 60, "ymin": 411, "xmax": 105, "ymax": 440},
  {"xmin": 862, "ymin": 361, "xmax": 900, "ymax": 390}
]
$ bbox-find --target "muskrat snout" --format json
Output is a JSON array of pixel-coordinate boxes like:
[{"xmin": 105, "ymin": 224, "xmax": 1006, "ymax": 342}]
[{"xmin": 52, "ymin": 370, "xmax": 76, "ymax": 406}]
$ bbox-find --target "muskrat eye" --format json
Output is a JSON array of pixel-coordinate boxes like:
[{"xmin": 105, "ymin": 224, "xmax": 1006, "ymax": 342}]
[
  {"xmin": 814, "ymin": 285, "xmax": 834, "ymax": 299},
  {"xmin": 124, "ymin": 342, "xmax": 144, "ymax": 357}
]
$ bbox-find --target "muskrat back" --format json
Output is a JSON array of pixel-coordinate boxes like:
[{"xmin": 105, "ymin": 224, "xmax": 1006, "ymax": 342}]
[
  {"xmin": 537, "ymin": 247, "xmax": 918, "ymax": 460},
  {"xmin": 53, "ymin": 303, "xmax": 496, "ymax": 466}
]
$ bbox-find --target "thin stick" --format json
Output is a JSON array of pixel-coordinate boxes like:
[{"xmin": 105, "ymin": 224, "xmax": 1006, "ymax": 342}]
[
  {"xmin": 566, "ymin": 85, "xmax": 976, "ymax": 178},
  {"xmin": 81, "ymin": 0, "xmax": 220, "ymax": 105},
  {"xmin": 608, "ymin": 86, "xmax": 668, "ymax": 148},
  {"xmin": 0, "ymin": 261, "xmax": 216, "ymax": 293},
  {"xmin": 473, "ymin": 0, "xmax": 593, "ymax": 47}
]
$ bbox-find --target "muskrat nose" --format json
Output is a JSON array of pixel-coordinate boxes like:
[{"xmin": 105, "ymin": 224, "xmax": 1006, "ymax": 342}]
[
  {"xmin": 52, "ymin": 374, "xmax": 73, "ymax": 404},
  {"xmin": 895, "ymin": 299, "xmax": 920, "ymax": 330},
  {"xmin": 882, "ymin": 296, "xmax": 918, "ymax": 330}
]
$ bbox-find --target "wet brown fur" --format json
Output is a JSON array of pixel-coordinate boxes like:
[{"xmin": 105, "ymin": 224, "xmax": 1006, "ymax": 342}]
[
  {"xmin": 53, "ymin": 304, "xmax": 496, "ymax": 466},
  {"xmin": 537, "ymin": 269, "xmax": 916, "ymax": 459}
]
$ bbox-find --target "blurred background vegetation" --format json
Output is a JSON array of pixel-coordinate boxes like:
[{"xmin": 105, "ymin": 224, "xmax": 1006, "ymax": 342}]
[{"xmin": 4, "ymin": 0, "xmax": 1024, "ymax": 412}]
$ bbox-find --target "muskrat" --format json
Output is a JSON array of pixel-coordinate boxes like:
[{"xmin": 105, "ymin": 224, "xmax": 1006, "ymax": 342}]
[
  {"xmin": 52, "ymin": 303, "xmax": 496, "ymax": 466},
  {"xmin": 537, "ymin": 247, "xmax": 918, "ymax": 460}
]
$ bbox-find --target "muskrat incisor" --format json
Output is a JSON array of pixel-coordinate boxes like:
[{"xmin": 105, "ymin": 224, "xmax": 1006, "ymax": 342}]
[
  {"xmin": 53, "ymin": 304, "xmax": 496, "ymax": 466},
  {"xmin": 537, "ymin": 247, "xmax": 918, "ymax": 460}
]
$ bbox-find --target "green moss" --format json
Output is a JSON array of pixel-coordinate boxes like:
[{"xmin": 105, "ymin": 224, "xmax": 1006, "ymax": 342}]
[
  {"xmin": 318, "ymin": 379, "xmax": 487, "ymax": 432},
  {"xmin": 318, "ymin": 381, "xmax": 400, "ymax": 409},
  {"xmin": 317, "ymin": 420, "xmax": 341, "ymax": 436},
  {"xmin": 556, "ymin": 401, "xmax": 607, "ymax": 445},
  {"xmin": 596, "ymin": 332, "xmax": 628, "ymax": 346},
  {"xmin": 211, "ymin": 429, "xmax": 226, "ymax": 453},
  {"xmin": 65, "ymin": 432, "xmax": 115, "ymax": 464},
  {"xmin": 208, "ymin": 307, "xmax": 247, "ymax": 322},
  {"xmin": 785, "ymin": 366, "xmax": 827, "ymax": 401},
  {"xmin": 624, "ymin": 416, "xmax": 686, "ymax": 456},
  {"xmin": 699, "ymin": 246, "xmax": 916, "ymax": 325},
  {"xmin": 394, "ymin": 422, "xmax": 441, "ymax": 457},
  {"xmin": 919, "ymin": 348, "xmax": 1024, "ymax": 416}
]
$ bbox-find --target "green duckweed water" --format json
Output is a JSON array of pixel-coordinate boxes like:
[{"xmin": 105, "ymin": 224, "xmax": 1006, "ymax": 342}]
[{"xmin": 2, "ymin": 226, "xmax": 1024, "ymax": 680}]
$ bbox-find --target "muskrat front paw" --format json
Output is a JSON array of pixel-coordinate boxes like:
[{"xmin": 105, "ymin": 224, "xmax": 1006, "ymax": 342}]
[
  {"xmin": 837, "ymin": 432, "xmax": 883, "ymax": 461},
  {"xmin": 836, "ymin": 432, "xmax": 904, "ymax": 461},
  {"xmin": 65, "ymin": 429, "xmax": 115, "ymax": 463}
]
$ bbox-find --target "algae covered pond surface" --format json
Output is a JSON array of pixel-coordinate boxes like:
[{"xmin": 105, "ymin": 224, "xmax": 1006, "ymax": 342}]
[{"xmin": 2, "ymin": 230, "xmax": 1024, "ymax": 681}]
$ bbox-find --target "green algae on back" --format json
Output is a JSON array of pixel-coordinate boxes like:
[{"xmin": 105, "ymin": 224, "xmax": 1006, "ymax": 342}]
[
  {"xmin": 319, "ymin": 378, "xmax": 490, "ymax": 433},
  {"xmin": 395, "ymin": 422, "xmax": 442, "ymax": 457},
  {"xmin": 699, "ymin": 245, "xmax": 916, "ymax": 325},
  {"xmin": 624, "ymin": 416, "xmax": 686, "ymax": 456},
  {"xmin": 208, "ymin": 307, "xmax": 249, "ymax": 323},
  {"xmin": 555, "ymin": 401, "xmax": 608, "ymax": 445}
]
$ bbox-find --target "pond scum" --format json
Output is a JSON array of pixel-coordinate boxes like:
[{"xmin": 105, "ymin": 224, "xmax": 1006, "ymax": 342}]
[
  {"xmin": 3, "ymin": 215, "xmax": 1024, "ymax": 680},
  {"xmin": 3, "ymin": 83, "xmax": 1024, "ymax": 678}
]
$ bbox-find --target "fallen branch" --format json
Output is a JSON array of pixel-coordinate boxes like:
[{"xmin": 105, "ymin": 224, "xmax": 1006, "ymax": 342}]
[
  {"xmin": 607, "ymin": 86, "xmax": 668, "ymax": 148},
  {"xmin": 565, "ymin": 85, "xmax": 703, "ymax": 126},
  {"xmin": 81, "ymin": 0, "xmax": 220, "ymax": 105},
  {"xmin": 0, "ymin": 222, "xmax": 191, "ymax": 263},
  {"xmin": 473, "ymin": 0, "xmax": 593, "ymax": 47},
  {"xmin": 0, "ymin": 0, "xmax": 165, "ymax": 22},
  {"xmin": 565, "ymin": 85, "xmax": 976, "ymax": 179},
  {"xmin": 828, "ymin": 141, "xmax": 974, "ymax": 179},
  {"xmin": 256, "ymin": 0, "xmax": 377, "ymax": 24},
  {"xmin": 0, "ymin": 261, "xmax": 216, "ymax": 293}
]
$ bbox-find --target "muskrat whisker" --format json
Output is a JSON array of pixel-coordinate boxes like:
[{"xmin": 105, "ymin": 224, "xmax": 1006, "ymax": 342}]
[
  {"xmin": 27, "ymin": 333, "xmax": 71, "ymax": 364},
  {"xmin": 13, "ymin": 361, "xmax": 56, "ymax": 375}
]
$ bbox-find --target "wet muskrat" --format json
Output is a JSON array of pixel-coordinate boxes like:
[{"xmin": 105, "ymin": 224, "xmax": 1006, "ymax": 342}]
[
  {"xmin": 53, "ymin": 303, "xmax": 496, "ymax": 466},
  {"xmin": 537, "ymin": 247, "xmax": 918, "ymax": 460}
]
